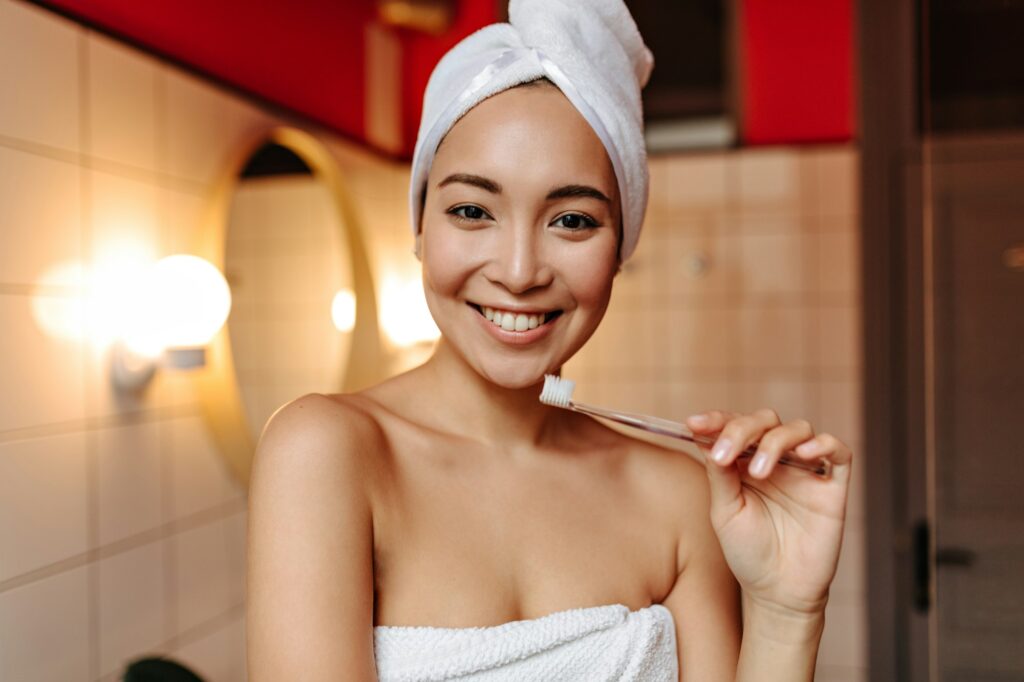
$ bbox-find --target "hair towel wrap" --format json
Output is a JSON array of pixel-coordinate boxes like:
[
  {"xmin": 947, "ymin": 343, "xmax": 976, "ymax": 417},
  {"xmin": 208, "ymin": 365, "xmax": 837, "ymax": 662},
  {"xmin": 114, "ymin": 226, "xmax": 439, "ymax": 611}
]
[{"xmin": 408, "ymin": 0, "xmax": 654, "ymax": 261}]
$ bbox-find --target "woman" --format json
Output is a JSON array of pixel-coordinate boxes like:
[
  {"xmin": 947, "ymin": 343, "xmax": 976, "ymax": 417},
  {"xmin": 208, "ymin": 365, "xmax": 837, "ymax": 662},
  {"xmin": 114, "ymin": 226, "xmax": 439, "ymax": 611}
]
[{"xmin": 247, "ymin": 1, "xmax": 852, "ymax": 679}]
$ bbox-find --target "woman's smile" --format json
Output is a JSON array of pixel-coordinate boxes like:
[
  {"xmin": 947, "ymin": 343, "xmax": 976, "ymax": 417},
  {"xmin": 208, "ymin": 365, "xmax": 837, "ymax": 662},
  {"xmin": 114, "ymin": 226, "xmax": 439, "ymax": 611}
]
[{"xmin": 467, "ymin": 301, "xmax": 564, "ymax": 345}]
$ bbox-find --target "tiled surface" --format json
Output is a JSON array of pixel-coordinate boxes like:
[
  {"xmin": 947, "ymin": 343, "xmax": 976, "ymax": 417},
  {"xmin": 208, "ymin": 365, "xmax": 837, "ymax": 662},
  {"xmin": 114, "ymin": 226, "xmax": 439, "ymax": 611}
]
[
  {"xmin": 98, "ymin": 542, "xmax": 165, "ymax": 676},
  {"xmin": 173, "ymin": 518, "xmax": 234, "ymax": 634},
  {"xmin": 567, "ymin": 144, "xmax": 866, "ymax": 680},
  {"xmin": 0, "ymin": 146, "xmax": 82, "ymax": 285},
  {"xmin": 0, "ymin": 566, "xmax": 90, "ymax": 681},
  {"xmin": 0, "ymin": 9, "xmax": 270, "ymax": 679},
  {"xmin": 88, "ymin": 32, "xmax": 159, "ymax": 172},
  {"xmin": 173, "ymin": 613, "xmax": 247, "ymax": 682},
  {"xmin": 0, "ymin": 0, "xmax": 81, "ymax": 152},
  {"xmin": 96, "ymin": 420, "xmax": 163, "ymax": 546},
  {"xmin": 0, "ymin": 433, "xmax": 88, "ymax": 582},
  {"xmin": 0, "ymin": 295, "xmax": 87, "ymax": 432},
  {"xmin": 167, "ymin": 416, "xmax": 242, "ymax": 521}
]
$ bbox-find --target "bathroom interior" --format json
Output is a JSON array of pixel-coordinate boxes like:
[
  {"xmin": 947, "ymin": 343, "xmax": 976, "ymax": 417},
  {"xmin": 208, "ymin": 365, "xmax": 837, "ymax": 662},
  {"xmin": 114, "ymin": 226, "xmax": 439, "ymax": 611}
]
[{"xmin": 0, "ymin": 0, "xmax": 1020, "ymax": 680}]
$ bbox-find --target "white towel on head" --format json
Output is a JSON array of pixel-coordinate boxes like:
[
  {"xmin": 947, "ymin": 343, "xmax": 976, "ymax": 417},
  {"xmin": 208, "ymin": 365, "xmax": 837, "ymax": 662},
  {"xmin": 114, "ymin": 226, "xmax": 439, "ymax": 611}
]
[
  {"xmin": 373, "ymin": 603, "xmax": 678, "ymax": 681},
  {"xmin": 408, "ymin": 0, "xmax": 654, "ymax": 261}
]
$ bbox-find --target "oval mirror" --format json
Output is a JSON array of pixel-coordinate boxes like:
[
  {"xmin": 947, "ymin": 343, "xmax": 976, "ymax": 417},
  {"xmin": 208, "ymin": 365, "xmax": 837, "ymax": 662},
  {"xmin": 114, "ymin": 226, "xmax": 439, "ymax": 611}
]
[
  {"xmin": 224, "ymin": 142, "xmax": 355, "ymax": 443},
  {"xmin": 196, "ymin": 127, "xmax": 382, "ymax": 486}
]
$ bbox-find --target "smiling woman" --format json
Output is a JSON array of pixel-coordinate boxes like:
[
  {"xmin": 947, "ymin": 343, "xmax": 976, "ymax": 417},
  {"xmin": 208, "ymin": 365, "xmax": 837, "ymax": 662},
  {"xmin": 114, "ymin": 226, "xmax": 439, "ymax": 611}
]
[{"xmin": 245, "ymin": 1, "xmax": 853, "ymax": 680}]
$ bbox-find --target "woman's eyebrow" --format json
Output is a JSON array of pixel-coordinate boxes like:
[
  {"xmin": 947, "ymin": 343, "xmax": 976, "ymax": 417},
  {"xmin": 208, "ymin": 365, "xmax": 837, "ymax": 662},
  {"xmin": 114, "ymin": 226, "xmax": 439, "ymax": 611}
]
[
  {"xmin": 546, "ymin": 184, "xmax": 610, "ymax": 204},
  {"xmin": 438, "ymin": 173, "xmax": 502, "ymax": 193},
  {"xmin": 438, "ymin": 174, "xmax": 610, "ymax": 204}
]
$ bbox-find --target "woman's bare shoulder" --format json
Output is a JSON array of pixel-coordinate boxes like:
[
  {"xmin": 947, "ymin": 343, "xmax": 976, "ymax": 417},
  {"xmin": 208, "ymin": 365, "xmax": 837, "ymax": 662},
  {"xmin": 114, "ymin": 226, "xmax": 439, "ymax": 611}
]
[{"xmin": 251, "ymin": 392, "xmax": 391, "ymax": 494}]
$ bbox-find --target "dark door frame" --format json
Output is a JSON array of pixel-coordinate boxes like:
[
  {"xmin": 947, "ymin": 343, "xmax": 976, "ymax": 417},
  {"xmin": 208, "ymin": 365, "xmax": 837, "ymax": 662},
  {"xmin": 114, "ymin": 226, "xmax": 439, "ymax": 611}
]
[{"xmin": 860, "ymin": 0, "xmax": 933, "ymax": 679}]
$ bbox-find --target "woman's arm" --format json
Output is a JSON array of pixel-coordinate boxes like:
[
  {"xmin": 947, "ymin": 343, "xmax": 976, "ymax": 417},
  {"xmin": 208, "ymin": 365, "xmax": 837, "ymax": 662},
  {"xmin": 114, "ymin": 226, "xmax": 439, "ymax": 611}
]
[{"xmin": 247, "ymin": 394, "xmax": 379, "ymax": 681}]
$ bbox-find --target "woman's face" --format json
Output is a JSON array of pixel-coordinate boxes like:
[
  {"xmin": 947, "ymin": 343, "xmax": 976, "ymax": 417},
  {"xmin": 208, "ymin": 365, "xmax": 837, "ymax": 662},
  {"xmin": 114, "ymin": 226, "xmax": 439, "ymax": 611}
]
[{"xmin": 420, "ymin": 83, "xmax": 621, "ymax": 389}]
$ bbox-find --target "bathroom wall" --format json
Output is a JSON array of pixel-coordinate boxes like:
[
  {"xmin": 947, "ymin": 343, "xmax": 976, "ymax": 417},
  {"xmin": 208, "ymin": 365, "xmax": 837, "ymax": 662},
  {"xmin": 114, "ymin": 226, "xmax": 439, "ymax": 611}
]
[
  {"xmin": 566, "ymin": 147, "xmax": 865, "ymax": 681},
  {"xmin": 0, "ymin": 1, "xmax": 408, "ymax": 680},
  {"xmin": 0, "ymin": 1, "xmax": 864, "ymax": 680}
]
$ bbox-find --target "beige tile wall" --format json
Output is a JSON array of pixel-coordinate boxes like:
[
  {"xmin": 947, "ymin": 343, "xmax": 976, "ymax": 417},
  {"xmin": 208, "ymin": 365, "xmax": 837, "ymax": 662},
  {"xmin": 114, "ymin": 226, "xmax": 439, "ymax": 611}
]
[
  {"xmin": 0, "ymin": 1, "xmax": 407, "ymax": 680},
  {"xmin": 566, "ymin": 145, "xmax": 866, "ymax": 681},
  {"xmin": 0, "ymin": 0, "xmax": 865, "ymax": 679}
]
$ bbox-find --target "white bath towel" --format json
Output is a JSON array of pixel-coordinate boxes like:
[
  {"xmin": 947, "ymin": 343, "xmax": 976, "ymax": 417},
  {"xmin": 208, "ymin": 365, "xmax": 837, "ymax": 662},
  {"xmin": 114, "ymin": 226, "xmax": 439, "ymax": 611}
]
[
  {"xmin": 408, "ymin": 0, "xmax": 655, "ymax": 261},
  {"xmin": 373, "ymin": 603, "xmax": 677, "ymax": 681}
]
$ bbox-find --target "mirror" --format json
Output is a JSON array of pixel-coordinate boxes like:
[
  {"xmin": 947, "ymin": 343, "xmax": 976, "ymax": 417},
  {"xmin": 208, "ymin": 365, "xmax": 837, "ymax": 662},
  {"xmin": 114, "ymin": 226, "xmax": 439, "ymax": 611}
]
[
  {"xmin": 224, "ymin": 142, "xmax": 354, "ymax": 442},
  {"xmin": 195, "ymin": 127, "xmax": 382, "ymax": 485}
]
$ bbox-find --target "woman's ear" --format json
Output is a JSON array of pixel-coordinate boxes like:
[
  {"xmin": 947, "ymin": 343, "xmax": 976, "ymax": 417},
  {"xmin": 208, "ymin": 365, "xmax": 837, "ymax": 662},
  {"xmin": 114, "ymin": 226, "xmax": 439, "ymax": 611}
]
[{"xmin": 413, "ymin": 233, "xmax": 422, "ymax": 261}]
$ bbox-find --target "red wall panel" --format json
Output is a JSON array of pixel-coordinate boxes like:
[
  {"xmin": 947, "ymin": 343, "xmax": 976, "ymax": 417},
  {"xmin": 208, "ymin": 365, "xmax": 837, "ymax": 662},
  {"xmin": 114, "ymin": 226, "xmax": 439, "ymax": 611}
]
[{"xmin": 739, "ymin": 0, "xmax": 856, "ymax": 144}]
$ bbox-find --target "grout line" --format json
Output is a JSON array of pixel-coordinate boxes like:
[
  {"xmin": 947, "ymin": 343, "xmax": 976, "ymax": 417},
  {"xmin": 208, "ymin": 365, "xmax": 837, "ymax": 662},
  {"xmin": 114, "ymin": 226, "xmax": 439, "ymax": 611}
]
[
  {"xmin": 0, "ymin": 402, "xmax": 203, "ymax": 444},
  {"xmin": 0, "ymin": 498, "xmax": 247, "ymax": 595},
  {"xmin": 0, "ymin": 133, "xmax": 206, "ymax": 196}
]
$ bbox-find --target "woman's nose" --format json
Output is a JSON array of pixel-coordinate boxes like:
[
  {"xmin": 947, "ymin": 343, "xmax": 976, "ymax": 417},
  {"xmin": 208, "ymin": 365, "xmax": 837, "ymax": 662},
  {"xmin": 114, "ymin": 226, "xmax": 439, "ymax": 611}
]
[{"xmin": 490, "ymin": 225, "xmax": 553, "ymax": 294}]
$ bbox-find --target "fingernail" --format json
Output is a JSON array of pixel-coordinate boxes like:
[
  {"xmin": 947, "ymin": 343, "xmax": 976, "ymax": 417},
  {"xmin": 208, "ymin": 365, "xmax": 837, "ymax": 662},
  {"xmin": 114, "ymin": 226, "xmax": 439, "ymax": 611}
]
[
  {"xmin": 688, "ymin": 414, "xmax": 708, "ymax": 425},
  {"xmin": 750, "ymin": 452, "xmax": 769, "ymax": 476},
  {"xmin": 711, "ymin": 439, "xmax": 732, "ymax": 463},
  {"xmin": 797, "ymin": 441, "xmax": 821, "ymax": 455}
]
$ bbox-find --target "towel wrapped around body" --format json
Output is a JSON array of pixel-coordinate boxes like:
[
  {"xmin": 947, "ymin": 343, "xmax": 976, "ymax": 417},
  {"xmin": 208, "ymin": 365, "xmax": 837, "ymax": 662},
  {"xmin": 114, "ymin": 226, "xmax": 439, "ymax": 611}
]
[{"xmin": 373, "ymin": 603, "xmax": 677, "ymax": 681}]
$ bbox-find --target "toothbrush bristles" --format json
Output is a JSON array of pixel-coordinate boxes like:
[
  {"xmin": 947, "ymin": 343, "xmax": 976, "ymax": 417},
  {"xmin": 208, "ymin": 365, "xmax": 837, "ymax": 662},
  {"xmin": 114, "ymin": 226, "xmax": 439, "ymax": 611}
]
[{"xmin": 540, "ymin": 374, "xmax": 575, "ymax": 408}]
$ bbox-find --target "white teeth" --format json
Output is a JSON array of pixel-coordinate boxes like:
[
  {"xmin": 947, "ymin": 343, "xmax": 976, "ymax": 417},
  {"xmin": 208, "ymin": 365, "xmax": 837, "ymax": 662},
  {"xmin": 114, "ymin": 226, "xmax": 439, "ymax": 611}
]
[{"xmin": 478, "ymin": 305, "xmax": 554, "ymax": 332}]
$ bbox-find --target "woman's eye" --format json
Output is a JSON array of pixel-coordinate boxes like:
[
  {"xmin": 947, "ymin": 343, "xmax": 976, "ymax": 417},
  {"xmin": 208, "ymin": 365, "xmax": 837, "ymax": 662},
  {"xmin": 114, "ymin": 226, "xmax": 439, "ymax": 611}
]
[
  {"xmin": 449, "ymin": 205, "xmax": 490, "ymax": 221},
  {"xmin": 553, "ymin": 213, "xmax": 599, "ymax": 230}
]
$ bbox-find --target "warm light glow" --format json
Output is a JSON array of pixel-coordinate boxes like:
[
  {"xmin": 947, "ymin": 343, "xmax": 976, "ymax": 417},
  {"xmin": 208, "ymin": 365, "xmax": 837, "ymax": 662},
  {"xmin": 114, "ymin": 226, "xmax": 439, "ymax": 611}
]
[
  {"xmin": 331, "ymin": 288, "xmax": 357, "ymax": 333},
  {"xmin": 379, "ymin": 275, "xmax": 440, "ymax": 347},
  {"xmin": 31, "ymin": 261, "xmax": 90, "ymax": 343},
  {"xmin": 130, "ymin": 255, "xmax": 231, "ymax": 352}
]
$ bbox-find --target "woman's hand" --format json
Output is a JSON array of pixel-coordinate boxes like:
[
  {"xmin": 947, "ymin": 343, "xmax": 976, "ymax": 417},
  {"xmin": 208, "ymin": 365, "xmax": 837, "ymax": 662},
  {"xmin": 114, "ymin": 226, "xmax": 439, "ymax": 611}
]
[{"xmin": 684, "ymin": 409, "xmax": 853, "ymax": 617}]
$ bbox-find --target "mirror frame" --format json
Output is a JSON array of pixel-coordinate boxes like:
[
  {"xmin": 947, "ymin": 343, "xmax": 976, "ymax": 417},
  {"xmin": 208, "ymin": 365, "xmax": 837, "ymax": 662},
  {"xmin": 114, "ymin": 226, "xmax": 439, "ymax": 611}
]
[{"xmin": 192, "ymin": 126, "xmax": 383, "ymax": 486}]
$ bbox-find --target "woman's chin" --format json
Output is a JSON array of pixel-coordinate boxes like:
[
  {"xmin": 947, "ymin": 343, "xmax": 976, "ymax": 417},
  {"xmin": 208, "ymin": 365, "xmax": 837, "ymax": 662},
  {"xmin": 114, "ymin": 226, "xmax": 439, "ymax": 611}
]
[{"xmin": 476, "ymin": 360, "xmax": 552, "ymax": 391}]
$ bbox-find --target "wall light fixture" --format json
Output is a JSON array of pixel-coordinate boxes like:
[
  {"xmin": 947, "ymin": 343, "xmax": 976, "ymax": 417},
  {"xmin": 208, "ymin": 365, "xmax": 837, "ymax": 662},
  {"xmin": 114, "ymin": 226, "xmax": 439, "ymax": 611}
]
[{"xmin": 112, "ymin": 254, "xmax": 232, "ymax": 392}]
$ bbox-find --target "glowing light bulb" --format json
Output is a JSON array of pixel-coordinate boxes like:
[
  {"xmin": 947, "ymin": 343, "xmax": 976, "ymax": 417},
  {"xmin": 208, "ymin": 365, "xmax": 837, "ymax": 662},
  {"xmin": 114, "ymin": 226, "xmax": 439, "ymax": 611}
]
[
  {"xmin": 126, "ymin": 255, "xmax": 231, "ymax": 353},
  {"xmin": 331, "ymin": 289, "xmax": 357, "ymax": 333}
]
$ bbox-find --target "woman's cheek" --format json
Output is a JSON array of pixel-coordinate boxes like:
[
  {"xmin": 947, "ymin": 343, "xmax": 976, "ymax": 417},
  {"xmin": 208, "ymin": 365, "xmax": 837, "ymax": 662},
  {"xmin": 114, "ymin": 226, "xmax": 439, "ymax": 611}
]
[{"xmin": 422, "ymin": 224, "xmax": 480, "ymax": 295}]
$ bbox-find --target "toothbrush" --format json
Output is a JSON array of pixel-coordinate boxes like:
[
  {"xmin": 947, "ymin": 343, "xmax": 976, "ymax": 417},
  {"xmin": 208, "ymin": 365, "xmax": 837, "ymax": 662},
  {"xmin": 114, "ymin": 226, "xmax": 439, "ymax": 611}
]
[{"xmin": 539, "ymin": 375, "xmax": 833, "ymax": 479}]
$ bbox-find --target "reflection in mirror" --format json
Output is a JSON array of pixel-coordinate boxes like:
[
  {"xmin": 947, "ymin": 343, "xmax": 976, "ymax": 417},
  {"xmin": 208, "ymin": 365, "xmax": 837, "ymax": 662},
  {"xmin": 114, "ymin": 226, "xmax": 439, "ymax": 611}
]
[{"xmin": 224, "ymin": 142, "xmax": 355, "ymax": 441}]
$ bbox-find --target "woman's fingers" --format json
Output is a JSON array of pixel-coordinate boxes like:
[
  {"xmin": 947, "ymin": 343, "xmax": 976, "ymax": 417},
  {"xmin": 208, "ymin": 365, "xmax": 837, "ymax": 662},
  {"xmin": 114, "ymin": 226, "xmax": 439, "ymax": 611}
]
[
  {"xmin": 706, "ymin": 408, "xmax": 782, "ymax": 467},
  {"xmin": 795, "ymin": 432, "xmax": 854, "ymax": 486},
  {"xmin": 747, "ymin": 418, "xmax": 815, "ymax": 479},
  {"xmin": 684, "ymin": 409, "xmax": 736, "ymax": 435}
]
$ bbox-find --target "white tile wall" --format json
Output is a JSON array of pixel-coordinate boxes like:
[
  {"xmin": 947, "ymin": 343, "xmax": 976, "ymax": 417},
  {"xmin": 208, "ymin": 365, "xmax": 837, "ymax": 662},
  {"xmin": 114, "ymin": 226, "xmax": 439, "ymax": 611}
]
[
  {"xmin": 0, "ymin": 146, "xmax": 82, "ymax": 285},
  {"xmin": 0, "ymin": 433, "xmax": 88, "ymax": 582},
  {"xmin": 96, "ymin": 420, "xmax": 163, "ymax": 545},
  {"xmin": 0, "ymin": 566, "xmax": 90, "ymax": 681},
  {"xmin": 0, "ymin": 0, "xmax": 80, "ymax": 152},
  {"xmin": 98, "ymin": 542, "xmax": 165, "ymax": 677}
]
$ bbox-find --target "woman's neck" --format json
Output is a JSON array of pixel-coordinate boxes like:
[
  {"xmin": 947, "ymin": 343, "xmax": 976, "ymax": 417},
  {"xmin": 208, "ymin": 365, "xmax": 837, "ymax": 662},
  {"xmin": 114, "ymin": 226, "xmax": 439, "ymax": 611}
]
[{"xmin": 413, "ymin": 338, "xmax": 561, "ymax": 450}]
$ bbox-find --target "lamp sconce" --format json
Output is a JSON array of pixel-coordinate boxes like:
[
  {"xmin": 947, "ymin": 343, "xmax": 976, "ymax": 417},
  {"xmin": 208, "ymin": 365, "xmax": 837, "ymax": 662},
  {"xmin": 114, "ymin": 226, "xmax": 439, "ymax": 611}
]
[
  {"xmin": 111, "ymin": 254, "xmax": 231, "ymax": 393},
  {"xmin": 377, "ymin": 0, "xmax": 454, "ymax": 35}
]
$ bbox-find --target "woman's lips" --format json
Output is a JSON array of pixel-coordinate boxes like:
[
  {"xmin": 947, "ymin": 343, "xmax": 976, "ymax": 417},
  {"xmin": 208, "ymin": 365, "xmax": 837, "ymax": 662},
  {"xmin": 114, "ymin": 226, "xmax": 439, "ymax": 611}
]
[{"xmin": 467, "ymin": 303, "xmax": 563, "ymax": 345}]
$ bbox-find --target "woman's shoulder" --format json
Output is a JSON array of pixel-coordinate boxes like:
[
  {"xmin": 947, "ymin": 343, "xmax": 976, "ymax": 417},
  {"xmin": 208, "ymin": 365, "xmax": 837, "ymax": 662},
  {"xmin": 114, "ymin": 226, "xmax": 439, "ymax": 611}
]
[{"xmin": 251, "ymin": 391, "xmax": 392, "ymax": 496}]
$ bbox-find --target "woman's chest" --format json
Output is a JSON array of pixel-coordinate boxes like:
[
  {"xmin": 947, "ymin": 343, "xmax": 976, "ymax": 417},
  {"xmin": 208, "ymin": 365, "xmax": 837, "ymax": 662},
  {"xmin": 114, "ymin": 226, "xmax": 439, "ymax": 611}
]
[{"xmin": 369, "ymin": 442, "xmax": 681, "ymax": 627}]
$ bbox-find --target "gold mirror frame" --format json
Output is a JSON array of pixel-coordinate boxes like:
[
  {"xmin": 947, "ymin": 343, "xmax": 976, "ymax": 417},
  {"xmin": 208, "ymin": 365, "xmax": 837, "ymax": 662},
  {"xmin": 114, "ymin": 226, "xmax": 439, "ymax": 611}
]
[{"xmin": 193, "ymin": 126, "xmax": 383, "ymax": 486}]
